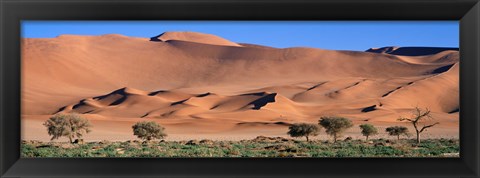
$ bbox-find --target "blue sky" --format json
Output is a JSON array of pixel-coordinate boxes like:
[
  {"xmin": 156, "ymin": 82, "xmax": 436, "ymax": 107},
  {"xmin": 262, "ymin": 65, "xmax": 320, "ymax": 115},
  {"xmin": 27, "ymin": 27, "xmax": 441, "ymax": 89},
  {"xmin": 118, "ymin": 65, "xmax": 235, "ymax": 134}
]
[{"xmin": 22, "ymin": 21, "xmax": 458, "ymax": 51}]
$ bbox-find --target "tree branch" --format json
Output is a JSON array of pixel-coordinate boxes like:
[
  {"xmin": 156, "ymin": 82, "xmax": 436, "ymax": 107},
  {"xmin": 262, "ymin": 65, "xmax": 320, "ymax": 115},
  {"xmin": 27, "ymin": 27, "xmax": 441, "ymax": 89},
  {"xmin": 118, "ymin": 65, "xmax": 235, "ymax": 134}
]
[
  {"xmin": 398, "ymin": 117, "xmax": 414, "ymax": 122},
  {"xmin": 419, "ymin": 122, "xmax": 439, "ymax": 133}
]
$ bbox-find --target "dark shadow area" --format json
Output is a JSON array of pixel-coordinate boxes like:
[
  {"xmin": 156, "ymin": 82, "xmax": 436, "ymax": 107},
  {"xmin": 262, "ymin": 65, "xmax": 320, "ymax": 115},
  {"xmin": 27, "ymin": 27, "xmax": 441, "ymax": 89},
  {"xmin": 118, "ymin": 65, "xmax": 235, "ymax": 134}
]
[
  {"xmin": 307, "ymin": 82, "xmax": 327, "ymax": 91},
  {"xmin": 140, "ymin": 113, "xmax": 149, "ymax": 118},
  {"xmin": 171, "ymin": 99, "xmax": 188, "ymax": 106},
  {"xmin": 209, "ymin": 105, "xmax": 219, "ymax": 110},
  {"xmin": 236, "ymin": 121, "xmax": 290, "ymax": 126},
  {"xmin": 361, "ymin": 105, "xmax": 377, "ymax": 112},
  {"xmin": 241, "ymin": 92, "xmax": 267, "ymax": 96},
  {"xmin": 109, "ymin": 96, "xmax": 127, "ymax": 106},
  {"xmin": 366, "ymin": 47, "xmax": 459, "ymax": 56},
  {"xmin": 54, "ymin": 106, "xmax": 67, "ymax": 113},
  {"xmin": 431, "ymin": 64, "xmax": 455, "ymax": 74},
  {"xmin": 72, "ymin": 99, "xmax": 88, "ymax": 109},
  {"xmin": 149, "ymin": 33, "xmax": 165, "ymax": 42},
  {"xmin": 148, "ymin": 90, "xmax": 167, "ymax": 96},
  {"xmin": 196, "ymin": 92, "xmax": 211, "ymax": 97},
  {"xmin": 449, "ymin": 108, "xmax": 460, "ymax": 114},
  {"xmin": 249, "ymin": 93, "xmax": 277, "ymax": 110},
  {"xmin": 93, "ymin": 87, "xmax": 130, "ymax": 100}
]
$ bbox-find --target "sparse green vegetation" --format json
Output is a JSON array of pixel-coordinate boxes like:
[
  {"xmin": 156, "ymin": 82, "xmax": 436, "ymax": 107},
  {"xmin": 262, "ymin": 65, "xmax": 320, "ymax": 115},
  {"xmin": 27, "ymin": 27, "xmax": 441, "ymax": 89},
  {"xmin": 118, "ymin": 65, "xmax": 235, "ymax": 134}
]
[
  {"xmin": 43, "ymin": 113, "xmax": 92, "ymax": 143},
  {"xmin": 21, "ymin": 137, "xmax": 459, "ymax": 158},
  {"xmin": 132, "ymin": 121, "xmax": 167, "ymax": 141},
  {"xmin": 318, "ymin": 117, "xmax": 353, "ymax": 142},
  {"xmin": 287, "ymin": 123, "xmax": 320, "ymax": 141},
  {"xmin": 29, "ymin": 110, "xmax": 452, "ymax": 158},
  {"xmin": 359, "ymin": 124, "xmax": 378, "ymax": 141},
  {"xmin": 385, "ymin": 126, "xmax": 410, "ymax": 140}
]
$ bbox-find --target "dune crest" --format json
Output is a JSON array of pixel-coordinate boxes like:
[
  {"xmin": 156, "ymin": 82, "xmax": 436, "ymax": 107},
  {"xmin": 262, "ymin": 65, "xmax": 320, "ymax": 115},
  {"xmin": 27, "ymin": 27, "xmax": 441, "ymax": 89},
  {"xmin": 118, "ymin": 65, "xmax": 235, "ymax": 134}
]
[{"xmin": 150, "ymin": 31, "xmax": 242, "ymax": 47}]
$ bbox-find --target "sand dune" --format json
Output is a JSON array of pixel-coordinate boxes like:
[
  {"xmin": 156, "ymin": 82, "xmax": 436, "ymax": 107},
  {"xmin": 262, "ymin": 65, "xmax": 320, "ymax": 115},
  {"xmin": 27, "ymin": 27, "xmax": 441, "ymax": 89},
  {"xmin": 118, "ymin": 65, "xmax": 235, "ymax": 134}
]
[
  {"xmin": 22, "ymin": 32, "xmax": 459, "ymax": 141},
  {"xmin": 380, "ymin": 63, "xmax": 459, "ymax": 113}
]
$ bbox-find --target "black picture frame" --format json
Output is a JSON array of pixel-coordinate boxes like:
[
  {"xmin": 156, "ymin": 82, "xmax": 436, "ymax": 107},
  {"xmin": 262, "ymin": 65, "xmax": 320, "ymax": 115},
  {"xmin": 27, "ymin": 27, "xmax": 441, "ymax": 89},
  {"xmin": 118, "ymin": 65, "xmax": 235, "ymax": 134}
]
[{"xmin": 1, "ymin": 0, "xmax": 479, "ymax": 177}]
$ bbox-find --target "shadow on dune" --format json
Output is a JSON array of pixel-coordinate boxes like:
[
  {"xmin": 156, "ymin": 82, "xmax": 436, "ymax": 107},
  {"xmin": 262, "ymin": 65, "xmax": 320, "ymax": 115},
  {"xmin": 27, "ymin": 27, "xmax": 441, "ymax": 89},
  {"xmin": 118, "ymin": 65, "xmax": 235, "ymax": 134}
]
[
  {"xmin": 93, "ymin": 88, "xmax": 128, "ymax": 100},
  {"xmin": 196, "ymin": 92, "xmax": 211, "ymax": 97},
  {"xmin": 240, "ymin": 92, "xmax": 268, "ymax": 96},
  {"xmin": 366, "ymin": 47, "xmax": 459, "ymax": 56},
  {"xmin": 55, "ymin": 106, "xmax": 67, "ymax": 114},
  {"xmin": 149, "ymin": 33, "xmax": 164, "ymax": 42},
  {"xmin": 171, "ymin": 99, "xmax": 188, "ymax": 106},
  {"xmin": 381, "ymin": 81, "xmax": 415, "ymax": 97},
  {"xmin": 249, "ymin": 93, "xmax": 277, "ymax": 110},
  {"xmin": 148, "ymin": 90, "xmax": 167, "ymax": 96},
  {"xmin": 236, "ymin": 121, "xmax": 291, "ymax": 126},
  {"xmin": 361, "ymin": 105, "xmax": 377, "ymax": 113},
  {"xmin": 431, "ymin": 64, "xmax": 455, "ymax": 74},
  {"xmin": 72, "ymin": 99, "xmax": 88, "ymax": 109},
  {"xmin": 448, "ymin": 108, "xmax": 460, "ymax": 114}
]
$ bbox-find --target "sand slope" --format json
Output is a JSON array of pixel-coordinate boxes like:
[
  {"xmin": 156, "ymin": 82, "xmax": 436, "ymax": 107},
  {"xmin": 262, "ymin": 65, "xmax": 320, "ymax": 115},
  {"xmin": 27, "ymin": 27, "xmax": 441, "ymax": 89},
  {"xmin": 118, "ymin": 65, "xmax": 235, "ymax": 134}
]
[{"xmin": 22, "ymin": 32, "xmax": 459, "ymax": 141}]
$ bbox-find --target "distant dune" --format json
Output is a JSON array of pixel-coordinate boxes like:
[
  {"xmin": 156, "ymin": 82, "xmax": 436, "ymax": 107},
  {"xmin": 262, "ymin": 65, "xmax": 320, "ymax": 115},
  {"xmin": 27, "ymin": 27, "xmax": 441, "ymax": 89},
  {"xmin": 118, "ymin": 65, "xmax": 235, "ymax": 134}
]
[{"xmin": 21, "ymin": 32, "xmax": 459, "ymax": 141}]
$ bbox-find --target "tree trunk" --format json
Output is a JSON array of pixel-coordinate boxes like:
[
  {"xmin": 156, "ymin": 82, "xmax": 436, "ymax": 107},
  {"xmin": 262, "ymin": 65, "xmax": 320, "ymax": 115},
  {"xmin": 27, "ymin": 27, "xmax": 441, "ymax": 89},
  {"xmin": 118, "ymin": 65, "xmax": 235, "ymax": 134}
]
[
  {"xmin": 414, "ymin": 123, "xmax": 420, "ymax": 144},
  {"xmin": 306, "ymin": 136, "xmax": 309, "ymax": 142},
  {"xmin": 397, "ymin": 135, "xmax": 400, "ymax": 140},
  {"xmin": 68, "ymin": 136, "xmax": 73, "ymax": 144},
  {"xmin": 416, "ymin": 131, "xmax": 420, "ymax": 144},
  {"xmin": 333, "ymin": 134, "xmax": 337, "ymax": 143},
  {"xmin": 366, "ymin": 136, "xmax": 369, "ymax": 141}
]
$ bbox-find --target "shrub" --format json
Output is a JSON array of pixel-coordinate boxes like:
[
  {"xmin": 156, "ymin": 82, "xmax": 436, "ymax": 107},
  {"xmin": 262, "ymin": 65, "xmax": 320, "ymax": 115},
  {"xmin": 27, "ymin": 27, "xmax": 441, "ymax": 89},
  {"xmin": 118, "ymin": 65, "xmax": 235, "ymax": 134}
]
[
  {"xmin": 132, "ymin": 121, "xmax": 167, "ymax": 141},
  {"xmin": 318, "ymin": 117, "xmax": 353, "ymax": 142},
  {"xmin": 385, "ymin": 126, "xmax": 409, "ymax": 140},
  {"xmin": 43, "ymin": 113, "xmax": 92, "ymax": 143},
  {"xmin": 359, "ymin": 124, "xmax": 378, "ymax": 141},
  {"xmin": 398, "ymin": 107, "xmax": 439, "ymax": 144},
  {"xmin": 287, "ymin": 123, "xmax": 320, "ymax": 141}
]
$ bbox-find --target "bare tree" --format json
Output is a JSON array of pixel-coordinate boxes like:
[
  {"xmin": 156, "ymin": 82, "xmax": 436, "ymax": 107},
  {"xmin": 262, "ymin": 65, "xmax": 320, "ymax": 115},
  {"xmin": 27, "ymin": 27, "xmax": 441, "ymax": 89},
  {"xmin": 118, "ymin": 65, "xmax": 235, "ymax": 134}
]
[{"xmin": 398, "ymin": 107, "xmax": 439, "ymax": 144}]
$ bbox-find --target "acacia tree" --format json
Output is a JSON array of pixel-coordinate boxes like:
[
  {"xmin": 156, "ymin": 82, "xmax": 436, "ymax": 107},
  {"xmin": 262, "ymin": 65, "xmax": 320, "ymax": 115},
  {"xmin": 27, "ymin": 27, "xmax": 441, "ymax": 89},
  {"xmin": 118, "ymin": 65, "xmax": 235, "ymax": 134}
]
[
  {"xmin": 398, "ymin": 107, "xmax": 439, "ymax": 144},
  {"xmin": 43, "ymin": 113, "xmax": 92, "ymax": 143},
  {"xmin": 359, "ymin": 124, "xmax": 378, "ymax": 141},
  {"xmin": 287, "ymin": 123, "xmax": 320, "ymax": 141},
  {"xmin": 318, "ymin": 117, "xmax": 353, "ymax": 142},
  {"xmin": 385, "ymin": 126, "xmax": 409, "ymax": 140},
  {"xmin": 132, "ymin": 121, "xmax": 167, "ymax": 141}
]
